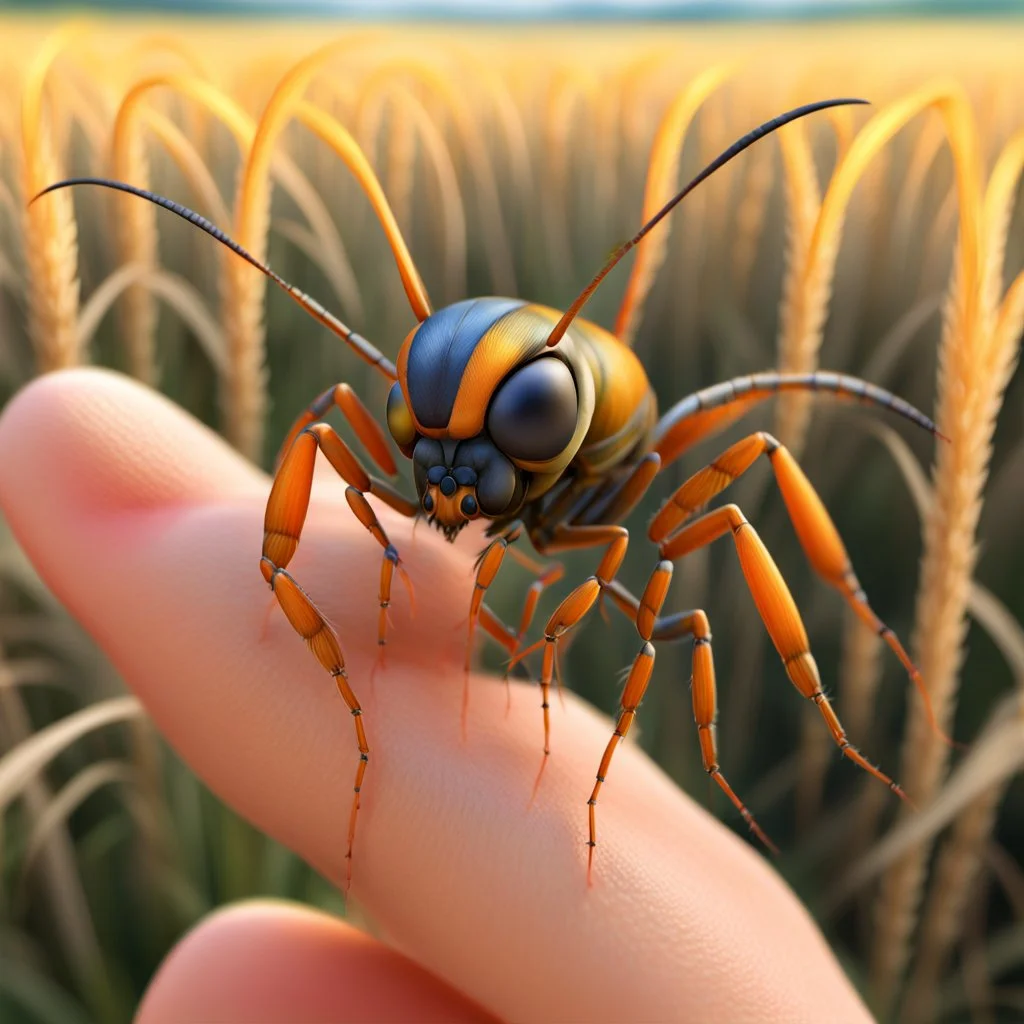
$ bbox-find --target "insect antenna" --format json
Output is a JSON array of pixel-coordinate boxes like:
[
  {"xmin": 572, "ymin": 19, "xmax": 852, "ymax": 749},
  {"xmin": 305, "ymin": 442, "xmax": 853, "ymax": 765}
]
[
  {"xmin": 545, "ymin": 97, "xmax": 869, "ymax": 349},
  {"xmin": 29, "ymin": 177, "xmax": 400, "ymax": 381}
]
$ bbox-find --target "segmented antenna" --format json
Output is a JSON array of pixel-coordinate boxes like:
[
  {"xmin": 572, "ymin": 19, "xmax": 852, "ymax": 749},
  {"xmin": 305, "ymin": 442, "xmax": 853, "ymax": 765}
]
[
  {"xmin": 29, "ymin": 178, "xmax": 399, "ymax": 380},
  {"xmin": 545, "ymin": 97, "xmax": 870, "ymax": 349}
]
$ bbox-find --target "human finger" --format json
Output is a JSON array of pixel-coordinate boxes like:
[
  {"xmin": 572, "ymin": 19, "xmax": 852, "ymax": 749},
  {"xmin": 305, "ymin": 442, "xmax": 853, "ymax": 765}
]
[
  {"xmin": 135, "ymin": 901, "xmax": 497, "ymax": 1023},
  {"xmin": 0, "ymin": 369, "xmax": 871, "ymax": 1023}
]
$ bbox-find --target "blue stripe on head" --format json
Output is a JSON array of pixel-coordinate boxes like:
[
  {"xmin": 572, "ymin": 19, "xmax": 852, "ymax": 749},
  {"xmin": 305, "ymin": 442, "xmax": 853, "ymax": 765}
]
[{"xmin": 406, "ymin": 297, "xmax": 525, "ymax": 429}]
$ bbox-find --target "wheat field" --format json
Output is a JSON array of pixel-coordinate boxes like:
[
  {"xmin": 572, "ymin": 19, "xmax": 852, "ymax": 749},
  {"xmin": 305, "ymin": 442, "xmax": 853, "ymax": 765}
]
[{"xmin": 0, "ymin": 15, "xmax": 1023, "ymax": 1023}]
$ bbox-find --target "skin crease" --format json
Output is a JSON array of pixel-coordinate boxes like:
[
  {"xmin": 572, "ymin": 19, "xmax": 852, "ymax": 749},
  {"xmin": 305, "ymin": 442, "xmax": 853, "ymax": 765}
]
[{"xmin": 0, "ymin": 369, "xmax": 874, "ymax": 1024}]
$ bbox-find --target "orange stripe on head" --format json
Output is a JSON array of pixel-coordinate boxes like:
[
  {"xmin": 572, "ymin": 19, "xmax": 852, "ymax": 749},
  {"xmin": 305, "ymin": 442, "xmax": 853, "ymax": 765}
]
[{"xmin": 447, "ymin": 305, "xmax": 560, "ymax": 438}]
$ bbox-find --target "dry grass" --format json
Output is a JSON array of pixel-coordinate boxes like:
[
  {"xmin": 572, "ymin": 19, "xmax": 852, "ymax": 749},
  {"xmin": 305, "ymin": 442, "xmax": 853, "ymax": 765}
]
[
  {"xmin": 0, "ymin": 17, "xmax": 1023, "ymax": 1023},
  {"xmin": 872, "ymin": 99, "xmax": 1024, "ymax": 1018},
  {"xmin": 20, "ymin": 26, "xmax": 82, "ymax": 373}
]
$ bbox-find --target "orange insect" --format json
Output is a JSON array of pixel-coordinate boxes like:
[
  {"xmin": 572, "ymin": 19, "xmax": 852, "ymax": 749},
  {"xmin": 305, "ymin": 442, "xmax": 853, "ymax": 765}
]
[{"xmin": 36, "ymin": 97, "xmax": 949, "ymax": 884}]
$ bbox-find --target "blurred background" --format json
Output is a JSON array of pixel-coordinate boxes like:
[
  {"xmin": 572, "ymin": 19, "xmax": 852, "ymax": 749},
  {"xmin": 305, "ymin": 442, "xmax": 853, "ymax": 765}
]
[{"xmin": 0, "ymin": 3, "xmax": 1022, "ymax": 1022}]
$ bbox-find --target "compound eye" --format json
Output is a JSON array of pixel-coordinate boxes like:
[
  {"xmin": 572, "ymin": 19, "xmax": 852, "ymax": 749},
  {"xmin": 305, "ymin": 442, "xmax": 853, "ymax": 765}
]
[
  {"xmin": 487, "ymin": 358, "xmax": 578, "ymax": 463},
  {"xmin": 386, "ymin": 381, "xmax": 416, "ymax": 449}
]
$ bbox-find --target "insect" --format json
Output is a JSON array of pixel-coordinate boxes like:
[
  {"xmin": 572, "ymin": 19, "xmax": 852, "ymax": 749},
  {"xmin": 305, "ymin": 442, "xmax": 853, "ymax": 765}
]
[{"xmin": 36, "ymin": 96, "xmax": 950, "ymax": 884}]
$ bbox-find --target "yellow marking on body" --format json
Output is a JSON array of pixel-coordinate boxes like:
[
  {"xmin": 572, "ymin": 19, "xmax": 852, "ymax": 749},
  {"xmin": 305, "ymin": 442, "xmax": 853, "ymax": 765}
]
[
  {"xmin": 447, "ymin": 304, "xmax": 558, "ymax": 438},
  {"xmin": 574, "ymin": 317, "xmax": 655, "ymax": 450}
]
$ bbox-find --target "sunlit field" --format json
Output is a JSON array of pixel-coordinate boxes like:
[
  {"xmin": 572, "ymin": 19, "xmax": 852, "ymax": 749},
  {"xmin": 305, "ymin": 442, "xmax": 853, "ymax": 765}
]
[{"xmin": 1, "ymin": 15, "xmax": 1023, "ymax": 1023}]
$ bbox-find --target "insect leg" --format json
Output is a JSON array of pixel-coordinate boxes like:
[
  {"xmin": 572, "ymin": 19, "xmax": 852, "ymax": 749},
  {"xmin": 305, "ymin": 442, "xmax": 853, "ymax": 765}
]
[
  {"xmin": 462, "ymin": 520, "xmax": 528, "ymax": 732},
  {"xmin": 655, "ymin": 503, "xmax": 910, "ymax": 806},
  {"xmin": 275, "ymin": 381, "xmax": 399, "ymax": 472},
  {"xmin": 504, "ymin": 558, "xmax": 566, "ymax": 670},
  {"xmin": 471, "ymin": 557, "xmax": 565, "ymax": 708},
  {"xmin": 584, "ymin": 561, "xmax": 664, "ymax": 882},
  {"xmin": 598, "ymin": 578, "xmax": 777, "ymax": 867},
  {"xmin": 478, "ymin": 603, "xmax": 517, "ymax": 656},
  {"xmin": 510, "ymin": 524, "xmax": 630, "ymax": 776},
  {"xmin": 649, "ymin": 430, "xmax": 949, "ymax": 745},
  {"xmin": 259, "ymin": 566, "xmax": 367, "ymax": 887},
  {"xmin": 263, "ymin": 423, "xmax": 414, "ymax": 664},
  {"xmin": 260, "ymin": 422, "xmax": 419, "ymax": 882},
  {"xmin": 650, "ymin": 371, "xmax": 942, "ymax": 470}
]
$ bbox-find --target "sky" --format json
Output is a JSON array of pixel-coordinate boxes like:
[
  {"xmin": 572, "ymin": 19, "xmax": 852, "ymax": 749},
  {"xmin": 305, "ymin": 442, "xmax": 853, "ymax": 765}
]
[{"xmin": 13, "ymin": 0, "xmax": 1012, "ymax": 15}]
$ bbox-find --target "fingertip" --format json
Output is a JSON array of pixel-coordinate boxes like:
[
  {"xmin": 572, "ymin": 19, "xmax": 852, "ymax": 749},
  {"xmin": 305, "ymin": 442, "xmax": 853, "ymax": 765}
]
[
  {"xmin": 136, "ymin": 901, "xmax": 498, "ymax": 1024},
  {"xmin": 0, "ymin": 368, "xmax": 263, "ymax": 524}
]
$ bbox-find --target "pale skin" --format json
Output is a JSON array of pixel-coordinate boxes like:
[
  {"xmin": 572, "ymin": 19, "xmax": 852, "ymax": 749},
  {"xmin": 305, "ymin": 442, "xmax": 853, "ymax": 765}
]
[{"xmin": 0, "ymin": 368, "xmax": 874, "ymax": 1023}]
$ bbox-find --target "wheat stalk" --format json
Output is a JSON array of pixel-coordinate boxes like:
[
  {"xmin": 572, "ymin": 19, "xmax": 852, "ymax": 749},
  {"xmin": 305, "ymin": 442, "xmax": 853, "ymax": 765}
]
[
  {"xmin": 730, "ymin": 136, "xmax": 774, "ymax": 305},
  {"xmin": 384, "ymin": 85, "xmax": 416, "ymax": 237},
  {"xmin": 542, "ymin": 66, "xmax": 599, "ymax": 284},
  {"xmin": 871, "ymin": 93, "xmax": 1024, "ymax": 1015},
  {"xmin": 111, "ymin": 96, "xmax": 159, "ymax": 384},
  {"xmin": 223, "ymin": 34, "xmax": 381, "ymax": 461},
  {"xmin": 0, "ymin": 645, "xmax": 116, "ymax": 1019},
  {"xmin": 20, "ymin": 27, "xmax": 81, "ymax": 372},
  {"xmin": 903, "ymin": 224, "xmax": 1024, "ymax": 1024},
  {"xmin": 868, "ymin": 400, "xmax": 1024, "ymax": 1023},
  {"xmin": 612, "ymin": 64, "xmax": 733, "ymax": 348},
  {"xmin": 350, "ymin": 81, "xmax": 466, "ymax": 306}
]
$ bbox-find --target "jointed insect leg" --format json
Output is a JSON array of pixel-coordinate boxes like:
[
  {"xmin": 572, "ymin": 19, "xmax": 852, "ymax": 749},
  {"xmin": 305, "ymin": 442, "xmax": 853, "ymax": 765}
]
[
  {"xmin": 261, "ymin": 410, "xmax": 416, "ymax": 884},
  {"xmin": 503, "ymin": 557, "xmax": 566, "ymax": 698},
  {"xmin": 463, "ymin": 521, "xmax": 529, "ymax": 733},
  {"xmin": 275, "ymin": 381, "xmax": 400, "ymax": 473},
  {"xmin": 478, "ymin": 603, "xmax": 518, "ymax": 656},
  {"xmin": 510, "ymin": 524, "xmax": 631, "ymax": 779},
  {"xmin": 264, "ymin": 422, "xmax": 414, "ymax": 660},
  {"xmin": 649, "ymin": 430, "xmax": 949, "ymax": 743},
  {"xmin": 585, "ymin": 562, "xmax": 665, "ymax": 882},
  {"xmin": 654, "ymin": 502, "xmax": 910, "ymax": 805},
  {"xmin": 260, "ymin": 567, "xmax": 367, "ymax": 887},
  {"xmin": 465, "ymin": 531, "xmax": 565, "ymax": 727},
  {"xmin": 591, "ymin": 574, "xmax": 776, "ymax": 878}
]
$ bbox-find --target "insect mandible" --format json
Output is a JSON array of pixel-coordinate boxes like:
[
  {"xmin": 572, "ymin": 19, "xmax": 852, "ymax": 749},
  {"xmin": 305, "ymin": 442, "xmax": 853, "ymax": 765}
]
[{"xmin": 35, "ymin": 96, "xmax": 951, "ymax": 884}]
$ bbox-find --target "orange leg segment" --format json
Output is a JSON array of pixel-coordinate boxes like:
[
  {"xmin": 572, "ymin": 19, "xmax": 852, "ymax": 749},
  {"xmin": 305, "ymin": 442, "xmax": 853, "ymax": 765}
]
[
  {"xmin": 592, "ymin": 574, "xmax": 778, "ymax": 868},
  {"xmin": 657, "ymin": 502, "xmax": 910, "ymax": 806},
  {"xmin": 258, "ymin": 564, "xmax": 368, "ymax": 888},
  {"xmin": 463, "ymin": 522, "xmax": 527, "ymax": 734},
  {"xmin": 507, "ymin": 525, "xmax": 629, "ymax": 785},
  {"xmin": 264, "ymin": 423, "xmax": 413, "ymax": 658},
  {"xmin": 478, "ymin": 603, "xmax": 517, "ymax": 655},
  {"xmin": 468, "ymin": 539, "xmax": 564, "ymax": 716},
  {"xmin": 678, "ymin": 609, "xmax": 778, "ymax": 856},
  {"xmin": 261, "ymin": 409, "xmax": 416, "ymax": 885},
  {"xmin": 649, "ymin": 430, "xmax": 951, "ymax": 746},
  {"xmin": 276, "ymin": 381, "xmax": 398, "ymax": 473},
  {"xmin": 586, "ymin": 561, "xmax": 667, "ymax": 881}
]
